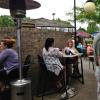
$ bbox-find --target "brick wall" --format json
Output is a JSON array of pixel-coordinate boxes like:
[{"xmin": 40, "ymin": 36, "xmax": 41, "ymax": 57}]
[{"xmin": 0, "ymin": 27, "xmax": 72, "ymax": 94}]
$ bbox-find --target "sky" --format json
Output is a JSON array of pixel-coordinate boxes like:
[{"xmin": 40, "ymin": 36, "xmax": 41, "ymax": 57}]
[
  {"xmin": 0, "ymin": 0, "xmax": 87, "ymax": 20},
  {"xmin": 27, "ymin": 0, "xmax": 87, "ymax": 20},
  {"xmin": 0, "ymin": 0, "xmax": 87, "ymax": 28}
]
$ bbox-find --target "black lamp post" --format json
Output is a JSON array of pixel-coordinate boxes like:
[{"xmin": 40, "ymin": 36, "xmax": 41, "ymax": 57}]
[
  {"xmin": 52, "ymin": 13, "xmax": 56, "ymax": 20},
  {"xmin": 74, "ymin": 0, "xmax": 77, "ymax": 48}
]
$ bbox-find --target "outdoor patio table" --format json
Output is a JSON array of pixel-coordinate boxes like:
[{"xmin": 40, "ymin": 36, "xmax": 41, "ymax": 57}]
[{"xmin": 62, "ymin": 53, "xmax": 84, "ymax": 87}]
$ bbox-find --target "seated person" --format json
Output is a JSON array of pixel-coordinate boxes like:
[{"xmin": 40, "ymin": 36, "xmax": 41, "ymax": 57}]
[
  {"xmin": 64, "ymin": 39, "xmax": 79, "ymax": 55},
  {"xmin": 87, "ymin": 44, "xmax": 94, "ymax": 56},
  {"xmin": 0, "ymin": 37, "xmax": 18, "ymax": 92},
  {"xmin": 63, "ymin": 39, "xmax": 81, "ymax": 78},
  {"xmin": 42, "ymin": 38, "xmax": 65, "ymax": 89},
  {"xmin": 77, "ymin": 42, "xmax": 86, "ymax": 53}
]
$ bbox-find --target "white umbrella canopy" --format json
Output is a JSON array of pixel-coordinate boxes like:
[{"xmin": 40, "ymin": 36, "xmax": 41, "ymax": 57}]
[{"xmin": 77, "ymin": 31, "xmax": 91, "ymax": 38}]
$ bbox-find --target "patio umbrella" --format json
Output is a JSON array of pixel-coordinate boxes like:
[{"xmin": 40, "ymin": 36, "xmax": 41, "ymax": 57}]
[{"xmin": 77, "ymin": 32, "xmax": 90, "ymax": 38}]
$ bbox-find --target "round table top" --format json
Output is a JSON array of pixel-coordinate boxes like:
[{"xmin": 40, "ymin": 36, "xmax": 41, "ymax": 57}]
[
  {"xmin": 88, "ymin": 55, "xmax": 94, "ymax": 58},
  {"xmin": 0, "ymin": 0, "xmax": 41, "ymax": 10}
]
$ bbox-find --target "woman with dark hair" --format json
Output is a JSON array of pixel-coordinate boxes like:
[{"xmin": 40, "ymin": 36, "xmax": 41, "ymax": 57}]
[
  {"xmin": 0, "ymin": 37, "xmax": 18, "ymax": 92},
  {"xmin": 43, "ymin": 38, "xmax": 76, "ymax": 99},
  {"xmin": 42, "ymin": 38, "xmax": 64, "ymax": 89}
]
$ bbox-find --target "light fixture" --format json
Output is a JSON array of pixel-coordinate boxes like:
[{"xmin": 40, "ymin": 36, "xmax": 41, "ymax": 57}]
[{"xmin": 84, "ymin": 0, "xmax": 96, "ymax": 13}]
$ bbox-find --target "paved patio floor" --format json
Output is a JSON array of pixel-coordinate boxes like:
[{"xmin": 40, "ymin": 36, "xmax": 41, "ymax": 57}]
[{"xmin": 34, "ymin": 58, "xmax": 97, "ymax": 100}]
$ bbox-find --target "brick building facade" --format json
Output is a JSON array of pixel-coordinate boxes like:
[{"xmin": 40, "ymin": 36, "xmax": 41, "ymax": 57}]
[{"xmin": 0, "ymin": 27, "xmax": 72, "ymax": 94}]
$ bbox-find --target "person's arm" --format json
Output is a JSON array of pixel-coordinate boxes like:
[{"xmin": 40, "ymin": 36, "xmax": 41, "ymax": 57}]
[
  {"xmin": 0, "ymin": 49, "xmax": 8, "ymax": 63},
  {"xmin": 94, "ymin": 36, "xmax": 100, "ymax": 66},
  {"xmin": 63, "ymin": 47, "xmax": 71, "ymax": 55},
  {"xmin": 74, "ymin": 48, "xmax": 79, "ymax": 54},
  {"xmin": 63, "ymin": 47, "xmax": 67, "ymax": 54},
  {"xmin": 70, "ymin": 48, "xmax": 79, "ymax": 55},
  {"xmin": 97, "ymin": 56, "xmax": 100, "ymax": 67},
  {"xmin": 94, "ymin": 36, "xmax": 100, "ymax": 82},
  {"xmin": 0, "ymin": 44, "xmax": 3, "ymax": 52},
  {"xmin": 54, "ymin": 48, "xmax": 63, "ymax": 57}
]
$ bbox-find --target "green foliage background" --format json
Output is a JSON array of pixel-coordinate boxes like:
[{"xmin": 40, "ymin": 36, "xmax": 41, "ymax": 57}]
[
  {"xmin": 66, "ymin": 0, "xmax": 100, "ymax": 34},
  {"xmin": 0, "ymin": 15, "xmax": 30, "ymax": 27}
]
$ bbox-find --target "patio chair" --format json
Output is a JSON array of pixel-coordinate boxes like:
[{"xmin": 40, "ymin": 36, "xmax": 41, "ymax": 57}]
[
  {"xmin": 0, "ymin": 67, "xmax": 19, "ymax": 100},
  {"xmin": 23, "ymin": 54, "xmax": 33, "ymax": 78},
  {"xmin": 88, "ymin": 55, "xmax": 95, "ymax": 71},
  {"xmin": 37, "ymin": 55, "xmax": 66, "ymax": 100},
  {"xmin": 0, "ymin": 55, "xmax": 33, "ymax": 100}
]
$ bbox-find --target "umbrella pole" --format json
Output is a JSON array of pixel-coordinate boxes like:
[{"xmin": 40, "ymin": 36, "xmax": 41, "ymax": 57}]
[{"xmin": 16, "ymin": 18, "xmax": 22, "ymax": 80}]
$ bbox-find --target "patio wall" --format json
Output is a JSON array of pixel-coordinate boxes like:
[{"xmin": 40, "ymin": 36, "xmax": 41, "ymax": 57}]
[{"xmin": 0, "ymin": 27, "xmax": 72, "ymax": 94}]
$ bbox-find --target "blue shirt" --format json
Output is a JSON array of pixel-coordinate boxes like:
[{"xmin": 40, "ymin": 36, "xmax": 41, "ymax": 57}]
[{"xmin": 0, "ymin": 48, "xmax": 18, "ymax": 74}]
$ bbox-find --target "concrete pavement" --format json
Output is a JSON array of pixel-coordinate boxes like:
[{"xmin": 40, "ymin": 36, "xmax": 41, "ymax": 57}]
[{"xmin": 34, "ymin": 58, "xmax": 97, "ymax": 100}]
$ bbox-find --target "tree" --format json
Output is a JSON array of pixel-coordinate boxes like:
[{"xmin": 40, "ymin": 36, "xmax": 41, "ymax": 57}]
[
  {"xmin": 0, "ymin": 15, "xmax": 14, "ymax": 27},
  {"xmin": 0, "ymin": 15, "xmax": 31, "ymax": 27},
  {"xmin": 65, "ymin": 0, "xmax": 100, "ymax": 34},
  {"xmin": 87, "ymin": 22, "xmax": 99, "ymax": 34},
  {"xmin": 53, "ymin": 18, "xmax": 72, "ymax": 27}
]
